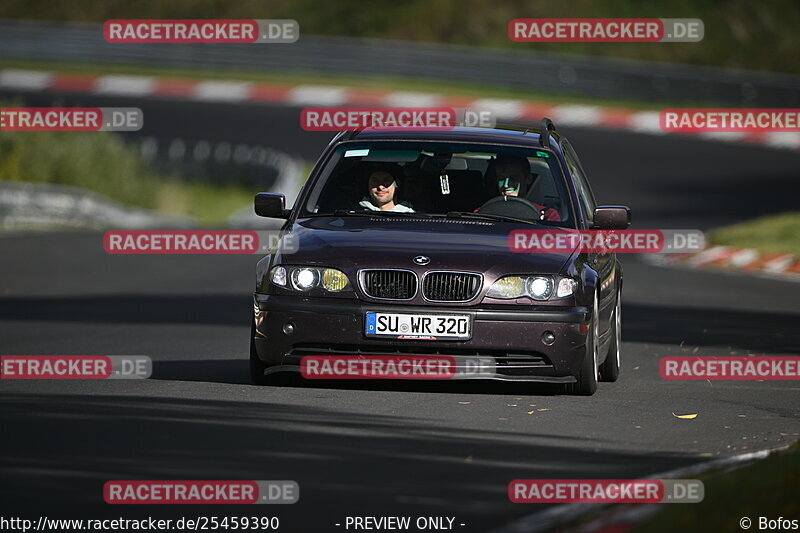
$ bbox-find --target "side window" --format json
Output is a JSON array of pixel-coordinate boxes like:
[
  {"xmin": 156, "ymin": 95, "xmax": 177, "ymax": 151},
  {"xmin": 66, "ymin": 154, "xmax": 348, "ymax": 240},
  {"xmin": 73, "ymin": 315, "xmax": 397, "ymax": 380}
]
[{"xmin": 562, "ymin": 143, "xmax": 596, "ymax": 225}]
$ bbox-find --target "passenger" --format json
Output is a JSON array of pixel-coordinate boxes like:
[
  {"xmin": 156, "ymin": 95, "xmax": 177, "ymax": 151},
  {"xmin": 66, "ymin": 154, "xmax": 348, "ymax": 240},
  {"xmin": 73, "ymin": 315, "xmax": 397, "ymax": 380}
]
[
  {"xmin": 359, "ymin": 165, "xmax": 415, "ymax": 212},
  {"xmin": 402, "ymin": 172, "xmax": 433, "ymax": 213},
  {"xmin": 492, "ymin": 154, "xmax": 560, "ymax": 221}
]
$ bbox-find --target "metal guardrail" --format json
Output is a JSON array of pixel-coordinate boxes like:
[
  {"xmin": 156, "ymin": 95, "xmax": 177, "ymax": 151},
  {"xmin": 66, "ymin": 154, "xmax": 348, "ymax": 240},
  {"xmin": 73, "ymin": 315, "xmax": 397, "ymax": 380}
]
[{"xmin": 1, "ymin": 19, "xmax": 800, "ymax": 106}]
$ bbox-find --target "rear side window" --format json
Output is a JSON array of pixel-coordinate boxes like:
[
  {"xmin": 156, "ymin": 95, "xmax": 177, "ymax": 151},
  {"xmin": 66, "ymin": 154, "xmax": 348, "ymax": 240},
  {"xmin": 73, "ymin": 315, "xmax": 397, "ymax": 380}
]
[{"xmin": 562, "ymin": 142, "xmax": 596, "ymax": 226}]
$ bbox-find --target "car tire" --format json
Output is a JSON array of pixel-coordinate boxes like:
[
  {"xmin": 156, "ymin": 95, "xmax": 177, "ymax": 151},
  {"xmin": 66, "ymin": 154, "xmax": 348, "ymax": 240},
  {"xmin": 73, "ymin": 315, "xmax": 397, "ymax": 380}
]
[
  {"xmin": 599, "ymin": 291, "xmax": 621, "ymax": 383},
  {"xmin": 249, "ymin": 317, "xmax": 293, "ymax": 386},
  {"xmin": 567, "ymin": 293, "xmax": 599, "ymax": 396}
]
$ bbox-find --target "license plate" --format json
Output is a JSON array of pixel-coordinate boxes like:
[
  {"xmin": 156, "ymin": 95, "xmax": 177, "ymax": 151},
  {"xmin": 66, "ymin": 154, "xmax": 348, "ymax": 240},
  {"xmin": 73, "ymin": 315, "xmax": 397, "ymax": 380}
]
[{"xmin": 365, "ymin": 312, "xmax": 471, "ymax": 340}]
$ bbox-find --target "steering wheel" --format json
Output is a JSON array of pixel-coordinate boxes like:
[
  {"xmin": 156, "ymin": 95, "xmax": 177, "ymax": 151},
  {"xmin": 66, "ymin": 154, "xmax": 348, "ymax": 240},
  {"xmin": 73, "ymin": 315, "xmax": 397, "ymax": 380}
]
[{"xmin": 476, "ymin": 196, "xmax": 543, "ymax": 220}]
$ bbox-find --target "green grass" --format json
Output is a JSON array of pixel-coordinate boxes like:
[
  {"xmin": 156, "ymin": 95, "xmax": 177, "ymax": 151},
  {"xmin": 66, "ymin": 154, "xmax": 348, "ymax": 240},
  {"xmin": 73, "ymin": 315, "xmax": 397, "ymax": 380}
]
[
  {"xmin": 708, "ymin": 212, "xmax": 800, "ymax": 255},
  {"xmin": 0, "ymin": 127, "xmax": 256, "ymax": 225},
  {"xmin": 630, "ymin": 442, "xmax": 800, "ymax": 533},
  {"xmin": 1, "ymin": 0, "xmax": 799, "ymax": 74}
]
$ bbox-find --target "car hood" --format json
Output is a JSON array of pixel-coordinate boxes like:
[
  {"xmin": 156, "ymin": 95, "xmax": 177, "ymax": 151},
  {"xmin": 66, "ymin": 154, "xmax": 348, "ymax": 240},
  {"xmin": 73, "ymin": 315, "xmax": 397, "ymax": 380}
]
[{"xmin": 274, "ymin": 216, "xmax": 577, "ymax": 275}]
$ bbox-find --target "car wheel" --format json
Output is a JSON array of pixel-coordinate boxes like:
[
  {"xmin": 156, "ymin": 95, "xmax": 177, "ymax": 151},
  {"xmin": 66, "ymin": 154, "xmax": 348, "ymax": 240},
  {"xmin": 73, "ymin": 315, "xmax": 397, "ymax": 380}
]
[
  {"xmin": 599, "ymin": 291, "xmax": 621, "ymax": 382},
  {"xmin": 249, "ymin": 316, "xmax": 293, "ymax": 386},
  {"xmin": 567, "ymin": 293, "xmax": 599, "ymax": 396}
]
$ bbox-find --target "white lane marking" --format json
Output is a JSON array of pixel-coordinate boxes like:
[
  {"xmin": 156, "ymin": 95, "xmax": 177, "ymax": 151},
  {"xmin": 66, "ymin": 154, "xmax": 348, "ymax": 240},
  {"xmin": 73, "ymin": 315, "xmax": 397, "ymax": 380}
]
[
  {"xmin": 287, "ymin": 85, "xmax": 349, "ymax": 106},
  {"xmin": 699, "ymin": 131, "xmax": 746, "ymax": 142},
  {"xmin": 0, "ymin": 69, "xmax": 53, "ymax": 90},
  {"xmin": 470, "ymin": 98, "xmax": 524, "ymax": 121},
  {"xmin": 383, "ymin": 91, "xmax": 441, "ymax": 107},
  {"xmin": 94, "ymin": 75, "xmax": 156, "ymax": 96},
  {"xmin": 687, "ymin": 245, "xmax": 732, "ymax": 266},
  {"xmin": 628, "ymin": 111, "xmax": 664, "ymax": 134},
  {"xmin": 193, "ymin": 81, "xmax": 252, "ymax": 102},
  {"xmin": 728, "ymin": 248, "xmax": 760, "ymax": 268},
  {"xmin": 761, "ymin": 254, "xmax": 795, "ymax": 274},
  {"xmin": 549, "ymin": 104, "xmax": 603, "ymax": 126},
  {"xmin": 764, "ymin": 132, "xmax": 800, "ymax": 150}
]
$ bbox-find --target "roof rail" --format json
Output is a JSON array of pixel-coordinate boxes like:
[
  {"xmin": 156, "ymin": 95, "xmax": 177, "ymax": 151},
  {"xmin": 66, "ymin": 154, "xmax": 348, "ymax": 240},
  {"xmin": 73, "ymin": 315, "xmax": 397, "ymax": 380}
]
[
  {"xmin": 341, "ymin": 129, "xmax": 360, "ymax": 141},
  {"xmin": 539, "ymin": 118, "xmax": 556, "ymax": 149}
]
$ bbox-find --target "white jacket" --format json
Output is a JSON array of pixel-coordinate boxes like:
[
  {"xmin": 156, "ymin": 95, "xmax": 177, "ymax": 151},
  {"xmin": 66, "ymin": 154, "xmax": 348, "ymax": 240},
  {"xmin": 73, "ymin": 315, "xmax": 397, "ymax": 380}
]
[{"xmin": 358, "ymin": 198, "xmax": 415, "ymax": 212}]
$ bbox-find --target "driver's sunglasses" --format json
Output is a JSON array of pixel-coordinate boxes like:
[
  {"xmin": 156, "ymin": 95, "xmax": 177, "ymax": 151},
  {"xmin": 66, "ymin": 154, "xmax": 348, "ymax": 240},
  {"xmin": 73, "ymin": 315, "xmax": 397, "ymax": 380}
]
[{"xmin": 370, "ymin": 178, "xmax": 396, "ymax": 188}]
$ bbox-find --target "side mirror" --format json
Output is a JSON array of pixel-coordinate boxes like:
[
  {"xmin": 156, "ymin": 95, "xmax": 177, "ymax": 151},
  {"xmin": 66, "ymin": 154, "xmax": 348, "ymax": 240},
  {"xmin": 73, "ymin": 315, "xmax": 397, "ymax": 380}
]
[
  {"xmin": 593, "ymin": 206, "xmax": 631, "ymax": 230},
  {"xmin": 254, "ymin": 193, "xmax": 290, "ymax": 218}
]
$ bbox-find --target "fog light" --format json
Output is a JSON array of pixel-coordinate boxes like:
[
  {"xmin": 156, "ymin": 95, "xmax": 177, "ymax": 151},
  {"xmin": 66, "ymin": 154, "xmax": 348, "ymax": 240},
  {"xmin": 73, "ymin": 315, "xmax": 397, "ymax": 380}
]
[
  {"xmin": 541, "ymin": 331, "xmax": 556, "ymax": 345},
  {"xmin": 283, "ymin": 322, "xmax": 295, "ymax": 335}
]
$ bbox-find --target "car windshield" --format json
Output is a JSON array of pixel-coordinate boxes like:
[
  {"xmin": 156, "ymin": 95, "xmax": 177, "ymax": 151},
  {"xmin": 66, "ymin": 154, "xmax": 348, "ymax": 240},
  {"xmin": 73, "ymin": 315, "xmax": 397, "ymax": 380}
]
[{"xmin": 302, "ymin": 141, "xmax": 574, "ymax": 227}]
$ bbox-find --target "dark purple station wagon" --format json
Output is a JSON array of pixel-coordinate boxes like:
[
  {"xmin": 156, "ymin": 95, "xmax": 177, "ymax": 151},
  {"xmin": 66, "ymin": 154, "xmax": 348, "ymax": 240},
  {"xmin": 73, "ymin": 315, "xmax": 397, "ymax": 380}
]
[{"xmin": 251, "ymin": 120, "xmax": 630, "ymax": 395}]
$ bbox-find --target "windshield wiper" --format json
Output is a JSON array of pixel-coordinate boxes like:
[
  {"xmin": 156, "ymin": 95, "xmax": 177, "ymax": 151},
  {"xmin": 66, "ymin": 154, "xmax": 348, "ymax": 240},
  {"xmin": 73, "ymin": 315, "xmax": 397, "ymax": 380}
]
[{"xmin": 445, "ymin": 211, "xmax": 542, "ymax": 225}]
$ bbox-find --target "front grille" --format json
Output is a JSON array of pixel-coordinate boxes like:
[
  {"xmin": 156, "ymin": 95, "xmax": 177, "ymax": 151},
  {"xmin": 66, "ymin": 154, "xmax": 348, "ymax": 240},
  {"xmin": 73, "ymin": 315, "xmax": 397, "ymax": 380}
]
[
  {"xmin": 361, "ymin": 269, "xmax": 417, "ymax": 300},
  {"xmin": 422, "ymin": 272, "xmax": 482, "ymax": 302}
]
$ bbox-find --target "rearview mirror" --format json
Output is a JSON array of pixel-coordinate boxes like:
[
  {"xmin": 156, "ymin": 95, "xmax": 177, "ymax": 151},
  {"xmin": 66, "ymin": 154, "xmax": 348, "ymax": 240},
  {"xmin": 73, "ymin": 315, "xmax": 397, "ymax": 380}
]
[
  {"xmin": 254, "ymin": 193, "xmax": 290, "ymax": 218},
  {"xmin": 593, "ymin": 206, "xmax": 631, "ymax": 230}
]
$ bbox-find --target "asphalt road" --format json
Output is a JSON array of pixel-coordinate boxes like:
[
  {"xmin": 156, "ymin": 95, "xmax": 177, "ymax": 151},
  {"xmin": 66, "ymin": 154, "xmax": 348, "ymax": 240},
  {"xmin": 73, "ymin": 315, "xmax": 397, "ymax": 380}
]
[{"xmin": 1, "ymin": 92, "xmax": 799, "ymax": 532}]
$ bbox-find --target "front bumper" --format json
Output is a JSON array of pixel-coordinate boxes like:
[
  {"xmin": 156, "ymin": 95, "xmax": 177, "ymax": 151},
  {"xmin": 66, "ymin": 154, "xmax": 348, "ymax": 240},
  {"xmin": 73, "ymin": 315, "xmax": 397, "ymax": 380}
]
[{"xmin": 253, "ymin": 294, "xmax": 590, "ymax": 382}]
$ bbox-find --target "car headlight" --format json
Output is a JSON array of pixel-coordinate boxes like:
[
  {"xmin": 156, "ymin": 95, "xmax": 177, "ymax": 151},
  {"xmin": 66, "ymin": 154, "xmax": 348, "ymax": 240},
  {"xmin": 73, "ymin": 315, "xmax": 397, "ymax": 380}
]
[
  {"xmin": 270, "ymin": 265, "xmax": 287, "ymax": 287},
  {"xmin": 291, "ymin": 268, "xmax": 320, "ymax": 291},
  {"xmin": 321, "ymin": 268, "xmax": 349, "ymax": 291},
  {"xmin": 270, "ymin": 266, "xmax": 352, "ymax": 293},
  {"xmin": 556, "ymin": 277, "xmax": 577, "ymax": 298},
  {"xmin": 487, "ymin": 275, "xmax": 575, "ymax": 300}
]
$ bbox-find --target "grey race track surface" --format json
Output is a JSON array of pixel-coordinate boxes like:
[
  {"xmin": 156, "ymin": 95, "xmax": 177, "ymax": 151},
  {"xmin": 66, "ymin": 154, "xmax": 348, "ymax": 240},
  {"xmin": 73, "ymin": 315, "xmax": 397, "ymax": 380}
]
[{"xmin": 0, "ymin": 92, "xmax": 799, "ymax": 532}]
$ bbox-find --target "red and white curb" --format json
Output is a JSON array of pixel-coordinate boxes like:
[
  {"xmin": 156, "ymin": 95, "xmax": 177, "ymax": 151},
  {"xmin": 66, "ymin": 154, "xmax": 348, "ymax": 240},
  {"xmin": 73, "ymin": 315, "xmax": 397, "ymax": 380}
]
[
  {"xmin": 2, "ymin": 68, "xmax": 800, "ymax": 151},
  {"xmin": 644, "ymin": 244, "xmax": 800, "ymax": 281}
]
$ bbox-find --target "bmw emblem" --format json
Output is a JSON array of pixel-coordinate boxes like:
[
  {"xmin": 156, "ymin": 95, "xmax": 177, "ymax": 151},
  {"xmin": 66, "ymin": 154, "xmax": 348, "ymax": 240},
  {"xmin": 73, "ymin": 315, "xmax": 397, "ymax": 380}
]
[{"xmin": 413, "ymin": 255, "xmax": 430, "ymax": 265}]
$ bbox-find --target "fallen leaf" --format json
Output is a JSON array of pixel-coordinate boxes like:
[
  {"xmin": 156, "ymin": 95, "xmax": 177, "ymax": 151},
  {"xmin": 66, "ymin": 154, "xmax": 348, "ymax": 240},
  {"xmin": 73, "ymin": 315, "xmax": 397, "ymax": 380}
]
[
  {"xmin": 537, "ymin": 408, "xmax": 551, "ymax": 412},
  {"xmin": 527, "ymin": 411, "xmax": 535, "ymax": 415},
  {"xmin": 692, "ymin": 347, "xmax": 699, "ymax": 354},
  {"xmin": 699, "ymin": 452, "xmax": 713, "ymax": 457},
  {"xmin": 737, "ymin": 414, "xmax": 747, "ymax": 418},
  {"xmin": 633, "ymin": 366, "xmax": 640, "ymax": 370},
  {"xmin": 458, "ymin": 401, "xmax": 471, "ymax": 405},
  {"xmin": 465, "ymin": 455, "xmax": 474, "ymax": 463},
  {"xmin": 498, "ymin": 417, "xmax": 509, "ymax": 421},
  {"xmin": 507, "ymin": 404, "xmax": 518, "ymax": 407},
  {"xmin": 672, "ymin": 412, "xmax": 698, "ymax": 419},
  {"xmin": 634, "ymin": 425, "xmax": 641, "ymax": 429}
]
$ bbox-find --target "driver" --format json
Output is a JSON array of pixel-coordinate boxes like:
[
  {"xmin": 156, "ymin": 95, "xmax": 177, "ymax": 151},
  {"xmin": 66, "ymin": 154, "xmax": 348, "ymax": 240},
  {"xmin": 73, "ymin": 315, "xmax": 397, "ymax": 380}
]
[
  {"xmin": 493, "ymin": 154, "xmax": 560, "ymax": 221},
  {"xmin": 358, "ymin": 165, "xmax": 415, "ymax": 212}
]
